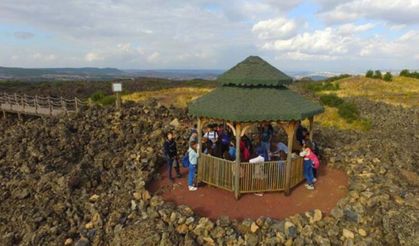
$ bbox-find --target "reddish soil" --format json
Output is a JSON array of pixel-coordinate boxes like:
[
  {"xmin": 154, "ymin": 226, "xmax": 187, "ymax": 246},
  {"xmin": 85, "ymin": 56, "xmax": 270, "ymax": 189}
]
[{"xmin": 148, "ymin": 164, "xmax": 348, "ymax": 220}]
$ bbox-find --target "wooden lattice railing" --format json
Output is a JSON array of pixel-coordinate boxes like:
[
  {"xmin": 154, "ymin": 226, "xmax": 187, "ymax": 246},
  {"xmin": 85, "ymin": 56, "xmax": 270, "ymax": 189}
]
[
  {"xmin": 198, "ymin": 154, "xmax": 305, "ymax": 195},
  {"xmin": 0, "ymin": 92, "xmax": 87, "ymax": 117}
]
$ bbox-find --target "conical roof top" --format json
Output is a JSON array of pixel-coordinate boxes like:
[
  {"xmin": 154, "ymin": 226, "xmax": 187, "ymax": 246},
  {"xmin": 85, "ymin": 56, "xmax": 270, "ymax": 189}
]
[{"xmin": 218, "ymin": 56, "xmax": 292, "ymax": 87}]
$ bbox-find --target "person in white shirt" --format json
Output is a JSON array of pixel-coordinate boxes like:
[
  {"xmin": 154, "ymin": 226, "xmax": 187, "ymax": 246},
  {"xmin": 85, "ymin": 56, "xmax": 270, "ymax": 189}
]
[{"xmin": 203, "ymin": 125, "xmax": 218, "ymax": 144}]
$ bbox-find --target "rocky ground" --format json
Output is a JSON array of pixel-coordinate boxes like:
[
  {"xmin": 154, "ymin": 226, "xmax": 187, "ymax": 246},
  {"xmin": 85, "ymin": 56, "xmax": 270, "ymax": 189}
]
[{"xmin": 0, "ymin": 97, "xmax": 418, "ymax": 245}]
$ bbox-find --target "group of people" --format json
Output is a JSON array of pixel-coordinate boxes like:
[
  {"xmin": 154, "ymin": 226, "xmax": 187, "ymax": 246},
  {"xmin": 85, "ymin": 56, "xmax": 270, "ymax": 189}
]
[{"xmin": 163, "ymin": 120, "xmax": 320, "ymax": 192}]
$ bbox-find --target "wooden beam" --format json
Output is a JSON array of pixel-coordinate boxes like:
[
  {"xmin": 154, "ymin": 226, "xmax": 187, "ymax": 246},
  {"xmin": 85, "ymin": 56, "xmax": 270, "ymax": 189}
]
[
  {"xmin": 309, "ymin": 116, "xmax": 314, "ymax": 142},
  {"xmin": 197, "ymin": 117, "xmax": 203, "ymax": 184},
  {"xmin": 234, "ymin": 123, "xmax": 241, "ymax": 200},
  {"xmin": 226, "ymin": 122, "xmax": 236, "ymax": 136},
  {"xmin": 281, "ymin": 121, "xmax": 296, "ymax": 195}
]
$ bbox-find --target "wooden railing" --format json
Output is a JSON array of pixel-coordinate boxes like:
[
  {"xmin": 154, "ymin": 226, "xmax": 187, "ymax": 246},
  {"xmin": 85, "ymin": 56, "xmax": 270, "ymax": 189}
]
[
  {"xmin": 198, "ymin": 154, "xmax": 234, "ymax": 191},
  {"xmin": 0, "ymin": 92, "xmax": 86, "ymax": 117},
  {"xmin": 198, "ymin": 154, "xmax": 305, "ymax": 195}
]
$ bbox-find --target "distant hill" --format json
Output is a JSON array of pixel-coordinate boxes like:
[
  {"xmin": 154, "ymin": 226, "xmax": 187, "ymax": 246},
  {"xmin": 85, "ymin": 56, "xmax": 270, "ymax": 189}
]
[
  {"xmin": 0, "ymin": 66, "xmax": 125, "ymax": 80},
  {"xmin": 123, "ymin": 69, "xmax": 224, "ymax": 80}
]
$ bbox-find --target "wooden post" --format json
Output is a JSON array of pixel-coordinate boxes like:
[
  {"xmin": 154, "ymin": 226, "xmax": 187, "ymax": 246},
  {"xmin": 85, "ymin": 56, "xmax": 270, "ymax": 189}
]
[
  {"xmin": 196, "ymin": 117, "xmax": 203, "ymax": 183},
  {"xmin": 115, "ymin": 92, "xmax": 121, "ymax": 110},
  {"xmin": 309, "ymin": 116, "xmax": 314, "ymax": 142},
  {"xmin": 14, "ymin": 93, "xmax": 21, "ymax": 119},
  {"xmin": 282, "ymin": 121, "xmax": 296, "ymax": 195},
  {"xmin": 234, "ymin": 123, "xmax": 241, "ymax": 200},
  {"xmin": 35, "ymin": 95, "xmax": 39, "ymax": 114},
  {"xmin": 48, "ymin": 97, "xmax": 52, "ymax": 116},
  {"xmin": 21, "ymin": 94, "xmax": 25, "ymax": 111},
  {"xmin": 75, "ymin": 97, "xmax": 79, "ymax": 112},
  {"xmin": 2, "ymin": 110, "xmax": 5, "ymax": 119}
]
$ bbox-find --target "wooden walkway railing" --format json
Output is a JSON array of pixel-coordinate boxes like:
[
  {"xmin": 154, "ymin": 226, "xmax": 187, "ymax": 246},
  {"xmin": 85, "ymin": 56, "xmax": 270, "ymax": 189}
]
[
  {"xmin": 0, "ymin": 92, "xmax": 86, "ymax": 117},
  {"xmin": 198, "ymin": 154, "xmax": 305, "ymax": 195}
]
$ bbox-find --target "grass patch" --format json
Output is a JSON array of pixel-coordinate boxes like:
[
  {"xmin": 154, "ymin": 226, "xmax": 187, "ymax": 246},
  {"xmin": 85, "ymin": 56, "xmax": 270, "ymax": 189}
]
[
  {"xmin": 337, "ymin": 102, "xmax": 359, "ymax": 123},
  {"xmin": 316, "ymin": 107, "xmax": 371, "ymax": 131},
  {"xmin": 122, "ymin": 87, "xmax": 212, "ymax": 108},
  {"xmin": 89, "ymin": 91, "xmax": 116, "ymax": 106},
  {"xmin": 320, "ymin": 94, "xmax": 344, "ymax": 107},
  {"xmin": 304, "ymin": 81, "xmax": 340, "ymax": 92}
]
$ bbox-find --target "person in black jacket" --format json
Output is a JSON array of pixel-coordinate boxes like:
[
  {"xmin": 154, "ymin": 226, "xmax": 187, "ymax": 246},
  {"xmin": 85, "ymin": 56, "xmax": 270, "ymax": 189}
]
[{"xmin": 164, "ymin": 131, "xmax": 181, "ymax": 180}]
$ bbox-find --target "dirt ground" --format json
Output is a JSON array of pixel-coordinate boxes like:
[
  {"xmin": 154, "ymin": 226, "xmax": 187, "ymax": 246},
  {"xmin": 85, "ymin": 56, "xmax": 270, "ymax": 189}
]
[{"xmin": 149, "ymin": 164, "xmax": 348, "ymax": 220}]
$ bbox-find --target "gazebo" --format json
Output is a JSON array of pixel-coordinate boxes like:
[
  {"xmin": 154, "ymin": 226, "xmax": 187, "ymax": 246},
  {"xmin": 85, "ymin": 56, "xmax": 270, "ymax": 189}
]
[{"xmin": 188, "ymin": 56, "xmax": 324, "ymax": 199}]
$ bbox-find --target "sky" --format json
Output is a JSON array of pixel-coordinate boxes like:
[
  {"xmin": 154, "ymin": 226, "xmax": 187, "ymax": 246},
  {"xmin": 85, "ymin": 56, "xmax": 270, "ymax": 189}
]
[{"xmin": 0, "ymin": 0, "xmax": 418, "ymax": 73}]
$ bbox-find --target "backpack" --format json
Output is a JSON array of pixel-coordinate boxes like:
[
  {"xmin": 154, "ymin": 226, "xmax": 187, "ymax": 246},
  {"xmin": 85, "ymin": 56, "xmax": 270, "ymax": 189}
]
[{"xmin": 182, "ymin": 152, "xmax": 190, "ymax": 168}]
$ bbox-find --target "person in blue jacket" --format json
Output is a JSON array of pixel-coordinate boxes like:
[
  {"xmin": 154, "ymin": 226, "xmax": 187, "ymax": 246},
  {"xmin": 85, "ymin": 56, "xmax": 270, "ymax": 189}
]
[{"xmin": 188, "ymin": 140, "xmax": 199, "ymax": 191}]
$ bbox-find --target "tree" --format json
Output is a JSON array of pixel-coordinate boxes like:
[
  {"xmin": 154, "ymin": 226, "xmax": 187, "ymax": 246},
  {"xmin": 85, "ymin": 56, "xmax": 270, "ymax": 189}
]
[
  {"xmin": 373, "ymin": 70, "xmax": 382, "ymax": 79},
  {"xmin": 365, "ymin": 70, "xmax": 374, "ymax": 78},
  {"xmin": 383, "ymin": 72, "xmax": 392, "ymax": 81},
  {"xmin": 400, "ymin": 69, "xmax": 410, "ymax": 77}
]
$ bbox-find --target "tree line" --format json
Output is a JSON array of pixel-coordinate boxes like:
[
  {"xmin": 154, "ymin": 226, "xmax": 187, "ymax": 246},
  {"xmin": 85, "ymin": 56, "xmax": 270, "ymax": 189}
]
[
  {"xmin": 399, "ymin": 69, "xmax": 419, "ymax": 79},
  {"xmin": 365, "ymin": 70, "xmax": 392, "ymax": 81}
]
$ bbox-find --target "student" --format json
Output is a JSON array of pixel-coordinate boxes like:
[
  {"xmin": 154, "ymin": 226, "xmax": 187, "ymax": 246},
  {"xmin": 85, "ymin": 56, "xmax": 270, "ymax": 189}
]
[
  {"xmin": 271, "ymin": 141, "xmax": 288, "ymax": 160},
  {"xmin": 296, "ymin": 120, "xmax": 308, "ymax": 146},
  {"xmin": 163, "ymin": 131, "xmax": 181, "ymax": 181},
  {"xmin": 228, "ymin": 142, "xmax": 236, "ymax": 160},
  {"xmin": 240, "ymin": 140, "xmax": 251, "ymax": 162},
  {"xmin": 303, "ymin": 140, "xmax": 320, "ymax": 180},
  {"xmin": 189, "ymin": 129, "xmax": 198, "ymax": 144},
  {"xmin": 188, "ymin": 141, "xmax": 199, "ymax": 191},
  {"xmin": 220, "ymin": 129, "xmax": 231, "ymax": 154},
  {"xmin": 242, "ymin": 134, "xmax": 253, "ymax": 154},
  {"xmin": 201, "ymin": 137, "xmax": 212, "ymax": 155},
  {"xmin": 204, "ymin": 125, "xmax": 218, "ymax": 144},
  {"xmin": 260, "ymin": 124, "xmax": 273, "ymax": 161},
  {"xmin": 299, "ymin": 142, "xmax": 316, "ymax": 190}
]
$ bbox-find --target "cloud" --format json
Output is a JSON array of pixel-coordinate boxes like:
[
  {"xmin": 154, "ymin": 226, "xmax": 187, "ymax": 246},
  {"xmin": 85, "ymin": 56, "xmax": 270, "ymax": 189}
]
[
  {"xmin": 252, "ymin": 17, "xmax": 298, "ymax": 40},
  {"xmin": 85, "ymin": 52, "xmax": 103, "ymax": 62},
  {"xmin": 0, "ymin": 0, "xmax": 418, "ymax": 71},
  {"xmin": 255, "ymin": 21, "xmax": 419, "ymax": 68},
  {"xmin": 316, "ymin": 0, "xmax": 419, "ymax": 24},
  {"xmin": 14, "ymin": 31, "xmax": 34, "ymax": 39}
]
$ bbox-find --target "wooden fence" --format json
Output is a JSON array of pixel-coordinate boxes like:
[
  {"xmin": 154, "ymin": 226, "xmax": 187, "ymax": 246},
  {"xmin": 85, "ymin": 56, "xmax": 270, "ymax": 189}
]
[
  {"xmin": 0, "ymin": 92, "xmax": 86, "ymax": 117},
  {"xmin": 198, "ymin": 154, "xmax": 234, "ymax": 191},
  {"xmin": 198, "ymin": 154, "xmax": 305, "ymax": 195}
]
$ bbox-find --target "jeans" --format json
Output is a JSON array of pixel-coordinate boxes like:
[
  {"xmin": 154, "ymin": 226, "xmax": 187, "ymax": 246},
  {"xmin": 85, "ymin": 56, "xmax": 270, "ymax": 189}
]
[
  {"xmin": 303, "ymin": 159, "xmax": 314, "ymax": 185},
  {"xmin": 261, "ymin": 141, "xmax": 270, "ymax": 161},
  {"xmin": 188, "ymin": 164, "xmax": 197, "ymax": 186},
  {"xmin": 166, "ymin": 156, "xmax": 180, "ymax": 179}
]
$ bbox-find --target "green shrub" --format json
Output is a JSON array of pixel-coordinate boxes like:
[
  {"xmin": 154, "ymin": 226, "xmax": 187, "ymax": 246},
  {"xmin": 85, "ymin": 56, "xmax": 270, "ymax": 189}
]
[
  {"xmin": 337, "ymin": 102, "xmax": 360, "ymax": 122},
  {"xmin": 99, "ymin": 95, "xmax": 116, "ymax": 106},
  {"xmin": 383, "ymin": 72, "xmax": 393, "ymax": 81},
  {"xmin": 325, "ymin": 74, "xmax": 351, "ymax": 82},
  {"xmin": 400, "ymin": 69, "xmax": 410, "ymax": 76},
  {"xmin": 373, "ymin": 70, "xmax": 382, "ymax": 79},
  {"xmin": 320, "ymin": 94, "xmax": 344, "ymax": 107},
  {"xmin": 366, "ymin": 70, "xmax": 374, "ymax": 78},
  {"xmin": 90, "ymin": 91, "xmax": 105, "ymax": 102},
  {"xmin": 304, "ymin": 81, "xmax": 340, "ymax": 92},
  {"xmin": 399, "ymin": 69, "xmax": 419, "ymax": 79}
]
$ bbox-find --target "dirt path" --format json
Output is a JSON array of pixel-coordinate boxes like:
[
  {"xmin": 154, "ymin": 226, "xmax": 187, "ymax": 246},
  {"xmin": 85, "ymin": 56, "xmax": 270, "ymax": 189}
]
[{"xmin": 149, "ymin": 164, "xmax": 348, "ymax": 220}]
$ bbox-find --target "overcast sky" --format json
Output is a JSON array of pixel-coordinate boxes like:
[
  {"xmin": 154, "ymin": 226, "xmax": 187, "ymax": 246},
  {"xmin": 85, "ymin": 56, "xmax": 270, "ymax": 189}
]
[{"xmin": 0, "ymin": 0, "xmax": 418, "ymax": 72}]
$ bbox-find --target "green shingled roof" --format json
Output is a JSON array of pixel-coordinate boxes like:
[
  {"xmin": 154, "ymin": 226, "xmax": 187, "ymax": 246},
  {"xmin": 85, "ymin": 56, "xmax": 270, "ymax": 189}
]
[
  {"xmin": 218, "ymin": 56, "xmax": 293, "ymax": 86},
  {"xmin": 188, "ymin": 86, "xmax": 324, "ymax": 122},
  {"xmin": 188, "ymin": 56, "xmax": 324, "ymax": 122}
]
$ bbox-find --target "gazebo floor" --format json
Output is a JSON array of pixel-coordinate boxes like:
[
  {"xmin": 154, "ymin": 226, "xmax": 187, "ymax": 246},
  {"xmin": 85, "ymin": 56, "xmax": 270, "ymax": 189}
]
[{"xmin": 148, "ymin": 164, "xmax": 348, "ymax": 220}]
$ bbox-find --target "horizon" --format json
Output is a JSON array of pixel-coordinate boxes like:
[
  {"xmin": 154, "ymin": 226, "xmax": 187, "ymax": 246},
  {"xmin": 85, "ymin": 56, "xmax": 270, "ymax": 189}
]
[{"xmin": 1, "ymin": 1, "xmax": 418, "ymax": 73}]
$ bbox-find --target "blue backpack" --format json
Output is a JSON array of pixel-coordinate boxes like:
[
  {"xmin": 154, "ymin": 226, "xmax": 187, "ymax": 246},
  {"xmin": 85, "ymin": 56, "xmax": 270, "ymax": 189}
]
[{"xmin": 182, "ymin": 152, "xmax": 190, "ymax": 168}]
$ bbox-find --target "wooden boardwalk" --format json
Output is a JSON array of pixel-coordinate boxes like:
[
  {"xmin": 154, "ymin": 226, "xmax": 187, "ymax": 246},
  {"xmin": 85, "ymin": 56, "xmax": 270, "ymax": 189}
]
[{"xmin": 0, "ymin": 92, "xmax": 85, "ymax": 117}]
